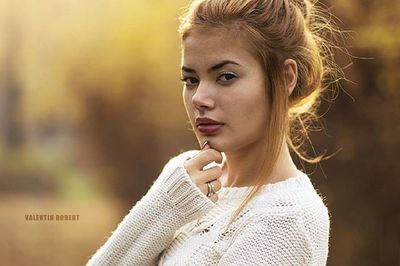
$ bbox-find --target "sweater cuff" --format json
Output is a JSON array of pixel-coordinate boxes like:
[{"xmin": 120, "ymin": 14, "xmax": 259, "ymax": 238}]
[{"xmin": 161, "ymin": 162, "xmax": 215, "ymax": 221}]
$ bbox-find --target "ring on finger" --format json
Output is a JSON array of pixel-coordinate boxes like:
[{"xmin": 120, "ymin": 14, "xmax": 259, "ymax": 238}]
[{"xmin": 206, "ymin": 181, "xmax": 216, "ymax": 197}]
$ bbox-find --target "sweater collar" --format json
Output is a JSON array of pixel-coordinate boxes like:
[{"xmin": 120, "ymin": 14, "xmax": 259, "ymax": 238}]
[{"xmin": 216, "ymin": 169, "xmax": 312, "ymax": 200}]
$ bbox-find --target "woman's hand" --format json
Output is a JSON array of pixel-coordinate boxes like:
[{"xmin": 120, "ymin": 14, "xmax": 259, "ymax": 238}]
[{"xmin": 183, "ymin": 143, "xmax": 223, "ymax": 203}]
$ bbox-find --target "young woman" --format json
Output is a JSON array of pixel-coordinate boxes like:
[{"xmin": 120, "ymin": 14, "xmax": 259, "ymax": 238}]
[{"xmin": 87, "ymin": 0, "xmax": 342, "ymax": 265}]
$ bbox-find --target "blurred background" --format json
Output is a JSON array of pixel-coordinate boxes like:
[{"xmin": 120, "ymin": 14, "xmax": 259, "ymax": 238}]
[{"xmin": 0, "ymin": 0, "xmax": 398, "ymax": 265}]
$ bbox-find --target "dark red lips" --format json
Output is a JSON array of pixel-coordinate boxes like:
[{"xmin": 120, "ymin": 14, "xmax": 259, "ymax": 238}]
[{"xmin": 196, "ymin": 117, "xmax": 224, "ymax": 134}]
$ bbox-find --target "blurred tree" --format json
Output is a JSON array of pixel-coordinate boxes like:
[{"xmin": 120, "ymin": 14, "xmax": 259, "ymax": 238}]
[
  {"xmin": 0, "ymin": 2, "xmax": 25, "ymax": 150},
  {"xmin": 312, "ymin": 1, "xmax": 400, "ymax": 265},
  {"xmin": 0, "ymin": 0, "xmax": 398, "ymax": 265}
]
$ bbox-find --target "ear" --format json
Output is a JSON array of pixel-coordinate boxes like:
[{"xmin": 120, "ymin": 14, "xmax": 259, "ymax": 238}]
[{"xmin": 283, "ymin": 59, "xmax": 298, "ymax": 96}]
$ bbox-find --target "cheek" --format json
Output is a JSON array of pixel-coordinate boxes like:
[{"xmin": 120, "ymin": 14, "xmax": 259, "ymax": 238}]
[
  {"xmin": 240, "ymin": 101, "xmax": 268, "ymax": 143},
  {"xmin": 183, "ymin": 91, "xmax": 195, "ymax": 117},
  {"xmin": 228, "ymin": 88, "xmax": 268, "ymax": 136},
  {"xmin": 251, "ymin": 95, "xmax": 268, "ymax": 130},
  {"xmin": 242, "ymin": 100, "xmax": 267, "ymax": 126},
  {"xmin": 182, "ymin": 90, "xmax": 191, "ymax": 109},
  {"xmin": 235, "ymin": 86, "xmax": 268, "ymax": 122}
]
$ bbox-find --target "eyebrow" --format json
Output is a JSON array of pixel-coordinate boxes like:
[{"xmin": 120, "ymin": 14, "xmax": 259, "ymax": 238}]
[{"xmin": 181, "ymin": 60, "xmax": 241, "ymax": 74}]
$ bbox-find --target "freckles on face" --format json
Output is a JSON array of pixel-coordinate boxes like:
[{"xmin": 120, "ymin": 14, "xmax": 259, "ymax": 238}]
[{"xmin": 181, "ymin": 28, "xmax": 269, "ymax": 146}]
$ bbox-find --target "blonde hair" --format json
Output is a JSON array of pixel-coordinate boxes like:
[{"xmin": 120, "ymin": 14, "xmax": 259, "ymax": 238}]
[{"xmin": 178, "ymin": 0, "xmax": 344, "ymax": 225}]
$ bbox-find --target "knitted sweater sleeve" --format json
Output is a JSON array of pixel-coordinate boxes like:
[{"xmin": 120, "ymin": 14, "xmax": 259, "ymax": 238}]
[
  {"xmin": 218, "ymin": 213, "xmax": 314, "ymax": 265},
  {"xmin": 86, "ymin": 150, "xmax": 215, "ymax": 266}
]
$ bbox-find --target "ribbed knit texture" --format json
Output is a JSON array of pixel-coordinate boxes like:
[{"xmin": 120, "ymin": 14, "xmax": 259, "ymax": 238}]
[{"xmin": 86, "ymin": 150, "xmax": 330, "ymax": 265}]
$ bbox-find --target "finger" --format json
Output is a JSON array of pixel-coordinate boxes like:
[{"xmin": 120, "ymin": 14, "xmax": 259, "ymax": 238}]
[
  {"xmin": 187, "ymin": 141, "xmax": 210, "ymax": 162},
  {"xmin": 197, "ymin": 166, "xmax": 223, "ymax": 183},
  {"xmin": 202, "ymin": 141, "xmax": 223, "ymax": 154},
  {"xmin": 194, "ymin": 150, "xmax": 223, "ymax": 171},
  {"xmin": 201, "ymin": 141, "xmax": 210, "ymax": 150},
  {"xmin": 210, "ymin": 178, "xmax": 222, "ymax": 192},
  {"xmin": 198, "ymin": 178, "xmax": 221, "ymax": 195},
  {"xmin": 208, "ymin": 194, "xmax": 218, "ymax": 203}
]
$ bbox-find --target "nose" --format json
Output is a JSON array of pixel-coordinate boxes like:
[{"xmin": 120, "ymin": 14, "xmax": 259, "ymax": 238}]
[{"xmin": 192, "ymin": 82, "xmax": 215, "ymax": 110}]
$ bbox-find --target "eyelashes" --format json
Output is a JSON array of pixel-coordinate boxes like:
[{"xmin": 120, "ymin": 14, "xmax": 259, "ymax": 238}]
[
  {"xmin": 180, "ymin": 72, "xmax": 237, "ymax": 87},
  {"xmin": 219, "ymin": 73, "xmax": 237, "ymax": 82},
  {"xmin": 180, "ymin": 77, "xmax": 198, "ymax": 86}
]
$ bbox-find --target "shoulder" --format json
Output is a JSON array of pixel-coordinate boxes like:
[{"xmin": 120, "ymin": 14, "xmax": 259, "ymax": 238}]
[
  {"xmin": 243, "ymin": 180, "xmax": 330, "ymax": 261},
  {"xmin": 253, "ymin": 190, "xmax": 330, "ymax": 234},
  {"xmin": 249, "ymin": 173, "xmax": 330, "ymax": 226},
  {"xmin": 296, "ymin": 192, "xmax": 330, "ymax": 257}
]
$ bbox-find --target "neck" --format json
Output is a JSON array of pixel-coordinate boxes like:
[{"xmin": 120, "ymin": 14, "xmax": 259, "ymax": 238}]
[{"xmin": 220, "ymin": 137, "xmax": 299, "ymax": 188}]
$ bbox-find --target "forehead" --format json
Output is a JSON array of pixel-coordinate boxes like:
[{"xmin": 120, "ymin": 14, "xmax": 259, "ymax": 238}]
[{"xmin": 181, "ymin": 28, "xmax": 258, "ymax": 68}]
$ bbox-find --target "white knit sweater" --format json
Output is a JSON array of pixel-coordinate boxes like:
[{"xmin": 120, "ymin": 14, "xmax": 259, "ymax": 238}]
[{"xmin": 86, "ymin": 150, "xmax": 330, "ymax": 265}]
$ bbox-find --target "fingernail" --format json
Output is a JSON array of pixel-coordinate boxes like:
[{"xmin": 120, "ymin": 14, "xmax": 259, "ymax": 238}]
[{"xmin": 201, "ymin": 141, "xmax": 209, "ymax": 150}]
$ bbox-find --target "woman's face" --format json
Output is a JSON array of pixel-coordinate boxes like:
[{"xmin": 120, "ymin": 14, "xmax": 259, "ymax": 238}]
[{"xmin": 181, "ymin": 28, "xmax": 269, "ymax": 152}]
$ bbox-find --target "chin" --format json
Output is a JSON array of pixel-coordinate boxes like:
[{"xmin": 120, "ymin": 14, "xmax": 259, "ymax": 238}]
[
  {"xmin": 204, "ymin": 139, "xmax": 225, "ymax": 152},
  {"xmin": 211, "ymin": 144, "xmax": 223, "ymax": 153}
]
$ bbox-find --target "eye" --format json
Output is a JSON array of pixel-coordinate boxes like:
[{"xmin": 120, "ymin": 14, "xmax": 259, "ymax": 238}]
[
  {"xmin": 218, "ymin": 72, "xmax": 237, "ymax": 83},
  {"xmin": 180, "ymin": 77, "xmax": 198, "ymax": 87}
]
